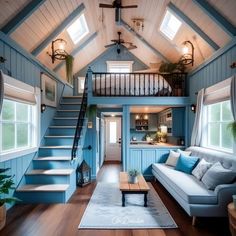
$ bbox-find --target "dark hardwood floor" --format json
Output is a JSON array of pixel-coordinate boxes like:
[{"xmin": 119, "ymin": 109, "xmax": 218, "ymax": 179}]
[{"xmin": 0, "ymin": 164, "xmax": 230, "ymax": 236}]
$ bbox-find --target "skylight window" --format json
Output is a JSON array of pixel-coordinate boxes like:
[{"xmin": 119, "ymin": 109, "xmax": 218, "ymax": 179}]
[
  {"xmin": 160, "ymin": 10, "xmax": 182, "ymax": 40},
  {"xmin": 67, "ymin": 14, "xmax": 89, "ymax": 44}
]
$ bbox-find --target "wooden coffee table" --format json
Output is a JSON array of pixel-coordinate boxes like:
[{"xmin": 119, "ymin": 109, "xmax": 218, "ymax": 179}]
[{"xmin": 119, "ymin": 172, "xmax": 150, "ymax": 207}]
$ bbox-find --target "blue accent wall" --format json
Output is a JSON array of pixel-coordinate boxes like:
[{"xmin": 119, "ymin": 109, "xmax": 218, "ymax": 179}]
[
  {"xmin": 76, "ymin": 46, "xmax": 148, "ymax": 77},
  {"xmin": 188, "ymin": 40, "xmax": 236, "ymax": 142},
  {"xmin": 0, "ymin": 33, "xmax": 72, "ymax": 208}
]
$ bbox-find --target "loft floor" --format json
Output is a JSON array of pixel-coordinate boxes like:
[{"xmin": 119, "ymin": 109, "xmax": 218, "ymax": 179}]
[{"xmin": 1, "ymin": 163, "xmax": 230, "ymax": 236}]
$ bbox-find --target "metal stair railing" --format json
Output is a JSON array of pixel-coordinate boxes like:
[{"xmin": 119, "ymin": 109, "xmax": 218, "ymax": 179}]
[{"xmin": 71, "ymin": 73, "xmax": 88, "ymax": 161}]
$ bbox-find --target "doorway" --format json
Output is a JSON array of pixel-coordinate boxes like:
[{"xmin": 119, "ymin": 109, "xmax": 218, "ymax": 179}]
[{"xmin": 104, "ymin": 117, "xmax": 121, "ymax": 162}]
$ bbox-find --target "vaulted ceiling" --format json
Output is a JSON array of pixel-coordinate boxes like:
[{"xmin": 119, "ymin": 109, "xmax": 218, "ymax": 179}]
[{"xmin": 0, "ymin": 0, "xmax": 236, "ymax": 82}]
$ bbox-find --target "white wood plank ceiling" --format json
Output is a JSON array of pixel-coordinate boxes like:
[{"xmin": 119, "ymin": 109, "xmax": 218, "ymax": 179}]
[{"xmin": 0, "ymin": 0, "xmax": 236, "ymax": 81}]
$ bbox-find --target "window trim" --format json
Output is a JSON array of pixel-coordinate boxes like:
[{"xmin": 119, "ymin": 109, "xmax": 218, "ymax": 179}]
[
  {"xmin": 106, "ymin": 61, "xmax": 134, "ymax": 73},
  {"xmin": 0, "ymin": 74, "xmax": 40, "ymax": 162}
]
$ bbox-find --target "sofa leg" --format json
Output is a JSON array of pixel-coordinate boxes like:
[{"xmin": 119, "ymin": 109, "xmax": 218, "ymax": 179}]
[{"xmin": 192, "ymin": 216, "xmax": 197, "ymax": 226}]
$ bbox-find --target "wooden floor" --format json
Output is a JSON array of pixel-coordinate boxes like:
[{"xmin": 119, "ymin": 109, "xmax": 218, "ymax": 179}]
[{"xmin": 1, "ymin": 164, "xmax": 230, "ymax": 236}]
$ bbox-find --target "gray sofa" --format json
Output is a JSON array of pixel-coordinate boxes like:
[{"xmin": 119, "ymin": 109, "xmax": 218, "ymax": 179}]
[{"xmin": 152, "ymin": 146, "xmax": 236, "ymax": 224}]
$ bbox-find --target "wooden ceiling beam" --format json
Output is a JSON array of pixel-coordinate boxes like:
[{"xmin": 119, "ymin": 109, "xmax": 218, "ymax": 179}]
[
  {"xmin": 31, "ymin": 3, "xmax": 85, "ymax": 56},
  {"xmin": 193, "ymin": 0, "xmax": 236, "ymax": 37},
  {"xmin": 168, "ymin": 2, "xmax": 220, "ymax": 50},
  {"xmin": 120, "ymin": 19, "xmax": 170, "ymax": 63},
  {"xmin": 53, "ymin": 32, "xmax": 98, "ymax": 72},
  {"xmin": 1, "ymin": 0, "xmax": 46, "ymax": 35}
]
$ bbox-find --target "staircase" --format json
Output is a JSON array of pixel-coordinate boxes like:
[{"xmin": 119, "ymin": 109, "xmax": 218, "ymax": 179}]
[{"xmin": 16, "ymin": 95, "xmax": 88, "ymax": 203}]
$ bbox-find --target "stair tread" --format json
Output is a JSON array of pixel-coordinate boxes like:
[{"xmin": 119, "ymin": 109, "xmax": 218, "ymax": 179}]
[
  {"xmin": 26, "ymin": 169, "xmax": 74, "ymax": 175},
  {"xmin": 49, "ymin": 126, "xmax": 76, "ymax": 128},
  {"xmin": 57, "ymin": 110, "xmax": 80, "ymax": 112},
  {"xmin": 54, "ymin": 117, "xmax": 78, "ymax": 119},
  {"xmin": 63, "ymin": 96, "xmax": 82, "ymax": 98},
  {"xmin": 39, "ymin": 145, "xmax": 72, "ymax": 149},
  {"xmin": 35, "ymin": 157, "xmax": 71, "ymax": 161},
  {"xmin": 17, "ymin": 184, "xmax": 69, "ymax": 192},
  {"xmin": 44, "ymin": 135, "xmax": 74, "ymax": 138}
]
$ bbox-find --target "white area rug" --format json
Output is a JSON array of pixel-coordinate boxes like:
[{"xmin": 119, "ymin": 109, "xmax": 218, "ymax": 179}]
[{"xmin": 78, "ymin": 182, "xmax": 177, "ymax": 229}]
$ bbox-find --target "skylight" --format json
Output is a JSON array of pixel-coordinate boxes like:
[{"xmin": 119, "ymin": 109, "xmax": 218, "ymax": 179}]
[
  {"xmin": 67, "ymin": 14, "xmax": 89, "ymax": 44},
  {"xmin": 160, "ymin": 10, "xmax": 182, "ymax": 40}
]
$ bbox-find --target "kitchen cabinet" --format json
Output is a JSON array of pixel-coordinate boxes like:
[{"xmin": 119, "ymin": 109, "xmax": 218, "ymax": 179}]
[
  {"xmin": 157, "ymin": 108, "xmax": 185, "ymax": 137},
  {"xmin": 130, "ymin": 113, "xmax": 157, "ymax": 131}
]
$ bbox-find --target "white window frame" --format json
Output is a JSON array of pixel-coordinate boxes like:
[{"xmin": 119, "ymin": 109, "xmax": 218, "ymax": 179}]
[
  {"xmin": 202, "ymin": 101, "xmax": 234, "ymax": 153},
  {"xmin": 66, "ymin": 13, "xmax": 89, "ymax": 45},
  {"xmin": 0, "ymin": 75, "xmax": 40, "ymax": 162},
  {"xmin": 106, "ymin": 61, "xmax": 133, "ymax": 73},
  {"xmin": 160, "ymin": 10, "xmax": 182, "ymax": 40}
]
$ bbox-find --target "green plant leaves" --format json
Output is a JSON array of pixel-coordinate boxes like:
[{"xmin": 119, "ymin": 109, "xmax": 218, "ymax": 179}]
[{"xmin": 228, "ymin": 121, "xmax": 236, "ymax": 140}]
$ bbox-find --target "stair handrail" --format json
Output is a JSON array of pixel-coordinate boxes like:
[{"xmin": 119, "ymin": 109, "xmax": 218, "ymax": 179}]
[{"xmin": 71, "ymin": 73, "xmax": 88, "ymax": 161}]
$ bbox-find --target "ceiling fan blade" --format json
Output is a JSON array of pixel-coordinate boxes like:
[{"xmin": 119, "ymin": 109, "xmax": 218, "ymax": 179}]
[
  {"xmin": 127, "ymin": 45, "xmax": 137, "ymax": 50},
  {"xmin": 99, "ymin": 3, "xmax": 114, "ymax": 8},
  {"xmin": 105, "ymin": 43, "xmax": 116, "ymax": 48},
  {"xmin": 121, "ymin": 5, "xmax": 138, "ymax": 8}
]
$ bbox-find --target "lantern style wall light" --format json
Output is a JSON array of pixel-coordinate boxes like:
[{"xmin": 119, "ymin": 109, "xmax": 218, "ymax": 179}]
[
  {"xmin": 180, "ymin": 40, "xmax": 194, "ymax": 66},
  {"xmin": 47, "ymin": 38, "xmax": 68, "ymax": 63},
  {"xmin": 191, "ymin": 104, "xmax": 196, "ymax": 113},
  {"xmin": 76, "ymin": 160, "xmax": 91, "ymax": 187}
]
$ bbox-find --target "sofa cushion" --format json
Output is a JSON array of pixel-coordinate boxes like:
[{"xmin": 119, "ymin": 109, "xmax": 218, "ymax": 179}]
[
  {"xmin": 177, "ymin": 149, "xmax": 192, "ymax": 156},
  {"xmin": 202, "ymin": 162, "xmax": 236, "ymax": 190},
  {"xmin": 192, "ymin": 158, "xmax": 212, "ymax": 180},
  {"xmin": 175, "ymin": 154, "xmax": 199, "ymax": 174},
  {"xmin": 152, "ymin": 163, "xmax": 217, "ymax": 204},
  {"xmin": 165, "ymin": 150, "xmax": 180, "ymax": 167}
]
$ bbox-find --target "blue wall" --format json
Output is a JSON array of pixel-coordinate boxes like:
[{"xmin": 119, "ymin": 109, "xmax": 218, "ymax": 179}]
[
  {"xmin": 75, "ymin": 45, "xmax": 148, "ymax": 76},
  {"xmin": 188, "ymin": 39, "xmax": 236, "ymax": 142},
  {"xmin": 0, "ymin": 32, "xmax": 72, "ymax": 208}
]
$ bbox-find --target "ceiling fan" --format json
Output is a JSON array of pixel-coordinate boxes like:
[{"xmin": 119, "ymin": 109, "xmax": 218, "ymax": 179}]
[
  {"xmin": 99, "ymin": 0, "xmax": 138, "ymax": 22},
  {"xmin": 105, "ymin": 31, "xmax": 137, "ymax": 54}
]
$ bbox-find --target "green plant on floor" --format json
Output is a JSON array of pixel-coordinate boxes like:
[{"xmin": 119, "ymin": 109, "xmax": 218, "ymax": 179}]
[
  {"xmin": 65, "ymin": 54, "xmax": 74, "ymax": 85},
  {"xmin": 159, "ymin": 61, "xmax": 185, "ymax": 73},
  {"xmin": 0, "ymin": 168, "xmax": 20, "ymax": 206},
  {"xmin": 228, "ymin": 121, "xmax": 236, "ymax": 141},
  {"xmin": 128, "ymin": 169, "xmax": 140, "ymax": 177}
]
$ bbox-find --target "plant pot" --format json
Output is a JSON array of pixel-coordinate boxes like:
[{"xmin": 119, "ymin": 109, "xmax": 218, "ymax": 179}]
[
  {"xmin": 128, "ymin": 175, "xmax": 138, "ymax": 184},
  {"xmin": 0, "ymin": 204, "xmax": 6, "ymax": 230}
]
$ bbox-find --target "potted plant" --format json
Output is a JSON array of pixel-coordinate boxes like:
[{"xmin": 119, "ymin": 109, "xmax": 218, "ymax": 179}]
[
  {"xmin": 65, "ymin": 55, "xmax": 74, "ymax": 85},
  {"xmin": 0, "ymin": 168, "xmax": 20, "ymax": 230},
  {"xmin": 128, "ymin": 169, "xmax": 140, "ymax": 184},
  {"xmin": 160, "ymin": 132, "xmax": 167, "ymax": 143},
  {"xmin": 228, "ymin": 121, "xmax": 236, "ymax": 141}
]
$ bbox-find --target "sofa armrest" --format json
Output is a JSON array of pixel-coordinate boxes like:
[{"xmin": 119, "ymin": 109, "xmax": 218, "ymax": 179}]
[{"xmin": 214, "ymin": 183, "xmax": 236, "ymax": 205}]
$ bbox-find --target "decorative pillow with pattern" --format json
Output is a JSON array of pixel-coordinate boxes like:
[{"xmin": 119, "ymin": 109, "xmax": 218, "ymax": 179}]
[{"xmin": 192, "ymin": 158, "xmax": 212, "ymax": 180}]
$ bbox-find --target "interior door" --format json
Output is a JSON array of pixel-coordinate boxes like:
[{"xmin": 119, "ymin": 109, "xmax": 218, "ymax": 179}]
[{"xmin": 105, "ymin": 117, "xmax": 121, "ymax": 161}]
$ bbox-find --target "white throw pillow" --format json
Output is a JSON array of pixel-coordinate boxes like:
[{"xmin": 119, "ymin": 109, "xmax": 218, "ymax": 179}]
[
  {"xmin": 192, "ymin": 159, "xmax": 212, "ymax": 180},
  {"xmin": 165, "ymin": 150, "xmax": 180, "ymax": 167},
  {"xmin": 177, "ymin": 149, "xmax": 192, "ymax": 156}
]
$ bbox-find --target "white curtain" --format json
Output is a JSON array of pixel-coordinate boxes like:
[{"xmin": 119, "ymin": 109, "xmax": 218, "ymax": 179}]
[
  {"xmin": 0, "ymin": 70, "xmax": 4, "ymax": 114},
  {"xmin": 191, "ymin": 88, "xmax": 205, "ymax": 146},
  {"xmin": 230, "ymin": 75, "xmax": 236, "ymax": 120}
]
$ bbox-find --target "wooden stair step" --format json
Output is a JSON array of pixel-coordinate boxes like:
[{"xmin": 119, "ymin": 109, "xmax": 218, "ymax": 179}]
[
  {"xmin": 17, "ymin": 184, "xmax": 69, "ymax": 192},
  {"xmin": 53, "ymin": 117, "xmax": 78, "ymax": 120},
  {"xmin": 44, "ymin": 136, "xmax": 74, "ymax": 138},
  {"xmin": 35, "ymin": 156, "xmax": 71, "ymax": 161},
  {"xmin": 49, "ymin": 126, "xmax": 76, "ymax": 129},
  {"xmin": 39, "ymin": 146, "xmax": 72, "ymax": 149},
  {"xmin": 26, "ymin": 169, "xmax": 74, "ymax": 175}
]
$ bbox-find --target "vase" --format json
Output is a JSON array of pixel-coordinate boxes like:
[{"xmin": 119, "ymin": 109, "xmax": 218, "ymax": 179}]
[
  {"xmin": 128, "ymin": 175, "xmax": 138, "ymax": 184},
  {"xmin": 0, "ymin": 204, "xmax": 6, "ymax": 230}
]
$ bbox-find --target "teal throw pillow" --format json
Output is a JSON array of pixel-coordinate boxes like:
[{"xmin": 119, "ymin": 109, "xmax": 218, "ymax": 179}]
[{"xmin": 175, "ymin": 154, "xmax": 199, "ymax": 174}]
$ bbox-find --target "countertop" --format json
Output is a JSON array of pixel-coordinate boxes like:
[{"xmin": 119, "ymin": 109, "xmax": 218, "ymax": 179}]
[{"xmin": 130, "ymin": 141, "xmax": 185, "ymax": 149}]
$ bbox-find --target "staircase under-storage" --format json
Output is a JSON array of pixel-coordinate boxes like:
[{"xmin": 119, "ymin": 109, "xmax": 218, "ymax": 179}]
[{"xmin": 16, "ymin": 95, "xmax": 88, "ymax": 203}]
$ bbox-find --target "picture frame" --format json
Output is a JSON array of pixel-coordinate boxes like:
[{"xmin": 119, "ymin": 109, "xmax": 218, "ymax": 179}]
[{"xmin": 41, "ymin": 73, "xmax": 57, "ymax": 107}]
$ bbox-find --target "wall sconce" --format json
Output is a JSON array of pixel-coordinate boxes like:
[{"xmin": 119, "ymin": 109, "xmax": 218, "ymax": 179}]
[
  {"xmin": 0, "ymin": 56, "xmax": 6, "ymax": 63},
  {"xmin": 191, "ymin": 104, "xmax": 196, "ymax": 113},
  {"xmin": 180, "ymin": 40, "xmax": 194, "ymax": 66},
  {"xmin": 87, "ymin": 121, "xmax": 93, "ymax": 129},
  {"xmin": 47, "ymin": 38, "xmax": 68, "ymax": 64},
  {"xmin": 41, "ymin": 104, "xmax": 46, "ymax": 113},
  {"xmin": 132, "ymin": 18, "xmax": 144, "ymax": 32}
]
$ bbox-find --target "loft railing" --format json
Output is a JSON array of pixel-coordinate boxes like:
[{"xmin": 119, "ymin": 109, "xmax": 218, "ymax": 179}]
[
  {"xmin": 71, "ymin": 73, "xmax": 88, "ymax": 161},
  {"xmin": 92, "ymin": 72, "xmax": 187, "ymax": 97}
]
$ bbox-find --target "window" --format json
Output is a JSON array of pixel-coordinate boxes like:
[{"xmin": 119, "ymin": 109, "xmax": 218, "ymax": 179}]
[
  {"xmin": 78, "ymin": 77, "xmax": 85, "ymax": 94},
  {"xmin": 107, "ymin": 61, "xmax": 133, "ymax": 73},
  {"xmin": 205, "ymin": 100, "xmax": 233, "ymax": 152},
  {"xmin": 109, "ymin": 121, "xmax": 117, "ymax": 143},
  {"xmin": 160, "ymin": 10, "xmax": 182, "ymax": 40},
  {"xmin": 0, "ymin": 99, "xmax": 36, "ymax": 153},
  {"xmin": 0, "ymin": 72, "xmax": 40, "ymax": 161},
  {"xmin": 67, "ymin": 14, "xmax": 89, "ymax": 44}
]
